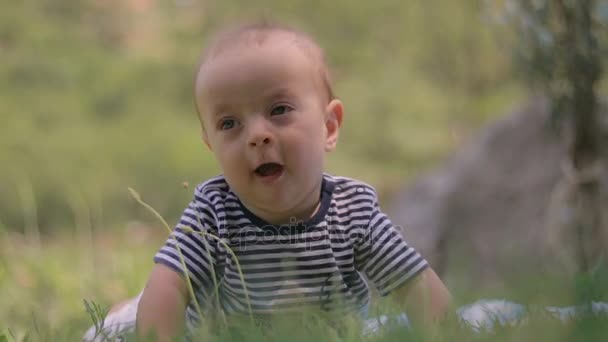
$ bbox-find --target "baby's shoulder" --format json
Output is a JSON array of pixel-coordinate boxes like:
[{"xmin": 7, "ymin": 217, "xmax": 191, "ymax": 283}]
[
  {"xmin": 192, "ymin": 175, "xmax": 232, "ymax": 206},
  {"xmin": 326, "ymin": 174, "xmax": 378, "ymax": 201}
]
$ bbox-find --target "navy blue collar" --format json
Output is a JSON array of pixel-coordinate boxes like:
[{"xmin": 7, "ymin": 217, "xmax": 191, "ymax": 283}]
[{"xmin": 236, "ymin": 175, "xmax": 335, "ymax": 231}]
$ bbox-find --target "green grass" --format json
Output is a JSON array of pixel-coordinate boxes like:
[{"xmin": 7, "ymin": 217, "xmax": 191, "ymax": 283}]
[
  {"xmin": 2, "ymin": 186, "xmax": 608, "ymax": 342},
  {"xmin": 2, "ymin": 213, "xmax": 608, "ymax": 341}
]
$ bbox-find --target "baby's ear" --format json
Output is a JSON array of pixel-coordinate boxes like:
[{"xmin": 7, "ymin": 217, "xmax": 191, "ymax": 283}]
[{"xmin": 324, "ymin": 99, "xmax": 344, "ymax": 152}]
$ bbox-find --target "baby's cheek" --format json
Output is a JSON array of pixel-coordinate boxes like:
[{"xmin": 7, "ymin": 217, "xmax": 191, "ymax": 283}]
[
  {"xmin": 216, "ymin": 147, "xmax": 242, "ymax": 172},
  {"xmin": 295, "ymin": 140, "xmax": 325, "ymax": 166}
]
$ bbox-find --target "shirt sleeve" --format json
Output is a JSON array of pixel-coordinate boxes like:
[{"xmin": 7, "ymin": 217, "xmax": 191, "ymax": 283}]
[
  {"xmin": 154, "ymin": 186, "xmax": 221, "ymax": 304},
  {"xmin": 355, "ymin": 194, "xmax": 428, "ymax": 296}
]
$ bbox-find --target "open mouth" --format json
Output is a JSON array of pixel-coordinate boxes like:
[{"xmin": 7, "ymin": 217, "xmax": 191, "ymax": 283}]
[{"xmin": 254, "ymin": 162, "xmax": 284, "ymax": 177}]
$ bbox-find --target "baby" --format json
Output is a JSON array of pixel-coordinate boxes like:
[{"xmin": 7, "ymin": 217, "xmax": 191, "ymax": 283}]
[{"xmin": 132, "ymin": 21, "xmax": 450, "ymax": 340}]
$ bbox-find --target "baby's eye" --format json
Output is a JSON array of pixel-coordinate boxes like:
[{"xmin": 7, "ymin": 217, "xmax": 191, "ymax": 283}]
[
  {"xmin": 219, "ymin": 118, "xmax": 238, "ymax": 130},
  {"xmin": 270, "ymin": 105, "xmax": 292, "ymax": 116}
]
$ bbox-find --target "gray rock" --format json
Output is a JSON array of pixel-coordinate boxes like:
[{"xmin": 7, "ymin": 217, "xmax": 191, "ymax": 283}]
[{"xmin": 388, "ymin": 99, "xmax": 608, "ymax": 287}]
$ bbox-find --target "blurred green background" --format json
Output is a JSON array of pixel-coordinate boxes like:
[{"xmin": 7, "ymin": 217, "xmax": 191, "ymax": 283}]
[
  {"xmin": 0, "ymin": 0, "xmax": 522, "ymax": 233},
  {"xmin": 0, "ymin": 0, "xmax": 526, "ymax": 336}
]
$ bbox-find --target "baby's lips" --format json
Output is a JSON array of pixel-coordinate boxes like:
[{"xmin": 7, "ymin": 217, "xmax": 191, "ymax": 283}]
[
  {"xmin": 253, "ymin": 161, "xmax": 280, "ymax": 171},
  {"xmin": 254, "ymin": 162, "xmax": 284, "ymax": 176}
]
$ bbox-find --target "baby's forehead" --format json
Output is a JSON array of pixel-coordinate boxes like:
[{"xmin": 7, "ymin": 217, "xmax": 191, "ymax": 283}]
[
  {"xmin": 204, "ymin": 30, "xmax": 324, "ymax": 70},
  {"xmin": 194, "ymin": 26, "xmax": 334, "ymax": 113},
  {"xmin": 200, "ymin": 32, "xmax": 328, "ymax": 91}
]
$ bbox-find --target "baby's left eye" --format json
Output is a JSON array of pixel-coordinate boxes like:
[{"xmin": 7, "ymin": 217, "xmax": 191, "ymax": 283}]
[{"xmin": 270, "ymin": 105, "xmax": 292, "ymax": 116}]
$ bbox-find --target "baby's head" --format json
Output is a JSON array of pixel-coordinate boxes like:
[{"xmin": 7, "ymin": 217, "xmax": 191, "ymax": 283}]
[{"xmin": 194, "ymin": 22, "xmax": 344, "ymax": 224}]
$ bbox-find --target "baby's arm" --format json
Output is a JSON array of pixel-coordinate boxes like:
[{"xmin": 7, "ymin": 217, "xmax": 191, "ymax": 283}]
[
  {"xmin": 135, "ymin": 184, "xmax": 221, "ymax": 339},
  {"xmin": 353, "ymin": 184, "xmax": 452, "ymax": 330},
  {"xmin": 391, "ymin": 267, "xmax": 452, "ymax": 329},
  {"xmin": 137, "ymin": 264, "xmax": 190, "ymax": 341}
]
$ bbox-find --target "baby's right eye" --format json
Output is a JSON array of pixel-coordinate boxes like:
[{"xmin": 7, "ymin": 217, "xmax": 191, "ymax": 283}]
[{"xmin": 219, "ymin": 118, "xmax": 238, "ymax": 130}]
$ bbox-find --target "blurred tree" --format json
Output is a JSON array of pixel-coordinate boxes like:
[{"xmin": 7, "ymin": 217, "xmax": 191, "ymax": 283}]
[{"xmin": 500, "ymin": 0, "xmax": 606, "ymax": 273}]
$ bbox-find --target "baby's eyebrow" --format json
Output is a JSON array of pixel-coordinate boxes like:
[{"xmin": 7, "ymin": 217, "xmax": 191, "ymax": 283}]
[
  {"xmin": 263, "ymin": 87, "xmax": 295, "ymax": 101},
  {"xmin": 205, "ymin": 88, "xmax": 296, "ymax": 117},
  {"xmin": 208, "ymin": 103, "xmax": 233, "ymax": 116}
]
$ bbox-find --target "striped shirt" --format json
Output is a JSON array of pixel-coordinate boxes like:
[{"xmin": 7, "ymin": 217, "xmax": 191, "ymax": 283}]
[{"xmin": 154, "ymin": 173, "xmax": 428, "ymax": 324}]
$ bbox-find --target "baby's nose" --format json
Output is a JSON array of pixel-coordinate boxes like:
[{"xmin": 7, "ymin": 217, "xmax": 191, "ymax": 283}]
[
  {"xmin": 249, "ymin": 136, "xmax": 271, "ymax": 147},
  {"xmin": 247, "ymin": 123, "xmax": 273, "ymax": 147}
]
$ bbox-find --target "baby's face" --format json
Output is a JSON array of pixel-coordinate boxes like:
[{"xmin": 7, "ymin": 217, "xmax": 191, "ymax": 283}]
[{"xmin": 195, "ymin": 35, "xmax": 342, "ymax": 223}]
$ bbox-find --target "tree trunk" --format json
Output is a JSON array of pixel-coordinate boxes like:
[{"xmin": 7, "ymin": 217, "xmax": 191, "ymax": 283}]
[{"xmin": 554, "ymin": 0, "xmax": 605, "ymax": 272}]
